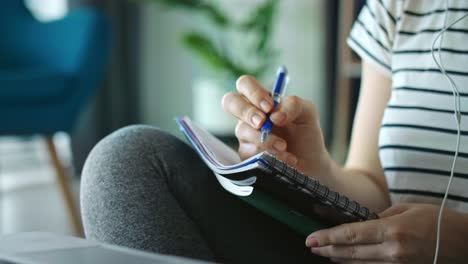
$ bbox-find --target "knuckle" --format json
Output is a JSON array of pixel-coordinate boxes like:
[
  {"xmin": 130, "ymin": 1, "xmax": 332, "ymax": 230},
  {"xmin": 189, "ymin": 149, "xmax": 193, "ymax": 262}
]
[
  {"xmin": 377, "ymin": 228, "xmax": 387, "ymax": 244},
  {"xmin": 251, "ymin": 88, "xmax": 265, "ymax": 103},
  {"xmin": 288, "ymin": 95, "xmax": 301, "ymax": 105},
  {"xmin": 344, "ymin": 227, "xmax": 358, "ymax": 243},
  {"xmin": 221, "ymin": 92, "xmax": 236, "ymax": 111},
  {"xmin": 281, "ymin": 96, "xmax": 301, "ymax": 115},
  {"xmin": 266, "ymin": 146, "xmax": 279, "ymax": 156},
  {"xmin": 236, "ymin": 75, "xmax": 254, "ymax": 93},
  {"xmin": 243, "ymin": 106, "xmax": 258, "ymax": 122},
  {"xmin": 281, "ymin": 96, "xmax": 315, "ymax": 122}
]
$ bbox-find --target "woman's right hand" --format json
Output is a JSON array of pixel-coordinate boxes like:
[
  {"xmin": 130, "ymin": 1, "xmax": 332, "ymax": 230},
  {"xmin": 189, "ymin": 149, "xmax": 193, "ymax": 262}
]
[{"xmin": 222, "ymin": 75, "xmax": 332, "ymax": 179}]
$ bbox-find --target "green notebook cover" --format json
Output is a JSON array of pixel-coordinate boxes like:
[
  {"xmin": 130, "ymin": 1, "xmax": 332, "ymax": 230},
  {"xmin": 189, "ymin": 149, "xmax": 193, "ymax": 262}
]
[{"xmin": 240, "ymin": 189, "xmax": 331, "ymax": 236}]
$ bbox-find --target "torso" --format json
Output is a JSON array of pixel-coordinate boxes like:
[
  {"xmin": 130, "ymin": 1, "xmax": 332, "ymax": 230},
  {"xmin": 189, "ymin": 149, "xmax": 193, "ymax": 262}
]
[{"xmin": 379, "ymin": 0, "xmax": 468, "ymax": 212}]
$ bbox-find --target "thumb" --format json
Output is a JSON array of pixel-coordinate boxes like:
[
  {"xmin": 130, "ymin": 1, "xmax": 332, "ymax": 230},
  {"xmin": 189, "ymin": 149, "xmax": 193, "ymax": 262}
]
[{"xmin": 270, "ymin": 96, "xmax": 318, "ymax": 127}]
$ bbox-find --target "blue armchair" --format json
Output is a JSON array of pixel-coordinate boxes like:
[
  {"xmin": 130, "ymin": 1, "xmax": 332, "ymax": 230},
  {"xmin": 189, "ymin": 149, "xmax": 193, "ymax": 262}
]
[{"xmin": 0, "ymin": 1, "xmax": 111, "ymax": 236}]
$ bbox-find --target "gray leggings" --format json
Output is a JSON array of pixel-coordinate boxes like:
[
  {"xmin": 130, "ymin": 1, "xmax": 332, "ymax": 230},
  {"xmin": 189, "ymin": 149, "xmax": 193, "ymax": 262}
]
[{"xmin": 80, "ymin": 125, "xmax": 327, "ymax": 263}]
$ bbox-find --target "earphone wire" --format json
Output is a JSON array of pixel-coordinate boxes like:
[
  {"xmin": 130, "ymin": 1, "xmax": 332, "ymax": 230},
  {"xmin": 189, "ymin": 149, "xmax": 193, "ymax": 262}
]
[{"xmin": 430, "ymin": 0, "xmax": 468, "ymax": 263}]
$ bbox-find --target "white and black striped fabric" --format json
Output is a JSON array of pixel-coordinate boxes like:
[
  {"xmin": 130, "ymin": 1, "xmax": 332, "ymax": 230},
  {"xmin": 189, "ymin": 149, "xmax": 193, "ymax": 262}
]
[{"xmin": 348, "ymin": 0, "xmax": 468, "ymax": 212}]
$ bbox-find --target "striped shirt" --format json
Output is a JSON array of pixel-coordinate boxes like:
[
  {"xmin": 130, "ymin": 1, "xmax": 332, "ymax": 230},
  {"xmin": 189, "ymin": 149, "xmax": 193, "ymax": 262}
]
[{"xmin": 348, "ymin": 0, "xmax": 468, "ymax": 212}]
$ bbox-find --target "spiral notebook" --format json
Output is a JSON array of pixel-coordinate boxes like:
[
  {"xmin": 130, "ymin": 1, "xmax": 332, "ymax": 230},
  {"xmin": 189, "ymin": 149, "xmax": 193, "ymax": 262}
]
[{"xmin": 176, "ymin": 117, "xmax": 378, "ymax": 235}]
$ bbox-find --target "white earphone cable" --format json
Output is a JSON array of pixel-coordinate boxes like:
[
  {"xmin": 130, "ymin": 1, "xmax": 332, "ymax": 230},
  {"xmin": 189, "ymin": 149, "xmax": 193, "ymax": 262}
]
[{"xmin": 430, "ymin": 0, "xmax": 468, "ymax": 263}]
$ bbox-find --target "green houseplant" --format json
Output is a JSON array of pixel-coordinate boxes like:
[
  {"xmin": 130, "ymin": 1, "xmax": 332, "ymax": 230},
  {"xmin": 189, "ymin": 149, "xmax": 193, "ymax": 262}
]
[
  {"xmin": 139, "ymin": 0, "xmax": 278, "ymax": 81},
  {"xmin": 138, "ymin": 0, "xmax": 279, "ymax": 134}
]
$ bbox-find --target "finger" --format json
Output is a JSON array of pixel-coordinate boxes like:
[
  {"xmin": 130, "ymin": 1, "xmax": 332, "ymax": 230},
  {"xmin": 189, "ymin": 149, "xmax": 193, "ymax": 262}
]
[
  {"xmin": 235, "ymin": 121, "xmax": 298, "ymax": 165},
  {"xmin": 306, "ymin": 220, "xmax": 386, "ymax": 247},
  {"xmin": 311, "ymin": 244, "xmax": 386, "ymax": 261},
  {"xmin": 275, "ymin": 151, "xmax": 298, "ymax": 167},
  {"xmin": 235, "ymin": 122, "xmax": 287, "ymax": 152},
  {"xmin": 236, "ymin": 75, "xmax": 273, "ymax": 113},
  {"xmin": 238, "ymin": 142, "xmax": 298, "ymax": 165},
  {"xmin": 237, "ymin": 145, "xmax": 297, "ymax": 166},
  {"xmin": 270, "ymin": 96, "xmax": 317, "ymax": 126},
  {"xmin": 222, "ymin": 92, "xmax": 266, "ymax": 128},
  {"xmin": 238, "ymin": 143, "xmax": 261, "ymax": 160},
  {"xmin": 378, "ymin": 204, "xmax": 411, "ymax": 218}
]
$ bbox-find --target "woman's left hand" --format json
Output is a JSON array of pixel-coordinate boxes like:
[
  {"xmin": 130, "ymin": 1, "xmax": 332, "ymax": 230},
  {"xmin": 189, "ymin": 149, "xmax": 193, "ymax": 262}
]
[{"xmin": 305, "ymin": 203, "xmax": 468, "ymax": 263}]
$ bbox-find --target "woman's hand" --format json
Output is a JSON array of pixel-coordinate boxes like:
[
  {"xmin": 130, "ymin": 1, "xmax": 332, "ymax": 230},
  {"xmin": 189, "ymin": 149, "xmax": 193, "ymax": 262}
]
[
  {"xmin": 222, "ymin": 75, "xmax": 331, "ymax": 177},
  {"xmin": 305, "ymin": 203, "xmax": 468, "ymax": 263}
]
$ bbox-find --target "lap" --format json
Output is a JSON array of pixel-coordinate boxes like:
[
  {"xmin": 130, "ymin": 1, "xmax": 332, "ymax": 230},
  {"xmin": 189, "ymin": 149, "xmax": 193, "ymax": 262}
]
[{"xmin": 81, "ymin": 125, "xmax": 328, "ymax": 263}]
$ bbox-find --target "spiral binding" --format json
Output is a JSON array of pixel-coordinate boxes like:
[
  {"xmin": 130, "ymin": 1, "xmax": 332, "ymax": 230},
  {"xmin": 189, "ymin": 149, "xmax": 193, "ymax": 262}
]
[{"xmin": 260, "ymin": 153, "xmax": 378, "ymax": 221}]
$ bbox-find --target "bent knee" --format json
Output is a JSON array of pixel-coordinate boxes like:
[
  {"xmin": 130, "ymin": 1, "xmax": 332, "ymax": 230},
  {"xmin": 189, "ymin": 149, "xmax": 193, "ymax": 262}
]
[
  {"xmin": 81, "ymin": 125, "xmax": 176, "ymax": 181},
  {"xmin": 80, "ymin": 125, "xmax": 197, "ymax": 188},
  {"xmin": 80, "ymin": 125, "xmax": 183, "ymax": 232},
  {"xmin": 98, "ymin": 125, "xmax": 173, "ymax": 152}
]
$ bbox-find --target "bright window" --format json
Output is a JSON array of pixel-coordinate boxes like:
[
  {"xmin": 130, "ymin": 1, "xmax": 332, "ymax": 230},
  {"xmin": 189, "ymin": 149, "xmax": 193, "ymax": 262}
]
[{"xmin": 24, "ymin": 0, "xmax": 69, "ymax": 22}]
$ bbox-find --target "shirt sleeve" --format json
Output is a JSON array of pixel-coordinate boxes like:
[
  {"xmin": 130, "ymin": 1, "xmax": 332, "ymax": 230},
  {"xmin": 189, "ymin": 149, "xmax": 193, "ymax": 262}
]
[{"xmin": 347, "ymin": 0, "xmax": 402, "ymax": 77}]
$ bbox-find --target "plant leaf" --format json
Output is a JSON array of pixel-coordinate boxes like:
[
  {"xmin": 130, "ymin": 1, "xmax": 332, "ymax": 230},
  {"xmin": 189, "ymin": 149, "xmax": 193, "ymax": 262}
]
[
  {"xmin": 256, "ymin": 0, "xmax": 277, "ymax": 53},
  {"xmin": 181, "ymin": 32, "xmax": 228, "ymax": 71},
  {"xmin": 199, "ymin": 3, "xmax": 229, "ymax": 27},
  {"xmin": 182, "ymin": 32, "xmax": 258, "ymax": 78}
]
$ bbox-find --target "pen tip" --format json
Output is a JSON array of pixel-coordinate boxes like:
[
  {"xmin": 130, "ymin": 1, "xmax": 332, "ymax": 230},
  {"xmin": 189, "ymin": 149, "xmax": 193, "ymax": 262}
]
[{"xmin": 261, "ymin": 131, "xmax": 268, "ymax": 143}]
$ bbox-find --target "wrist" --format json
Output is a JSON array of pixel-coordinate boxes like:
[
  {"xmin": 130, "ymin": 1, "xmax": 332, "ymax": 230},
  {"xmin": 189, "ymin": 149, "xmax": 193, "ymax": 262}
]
[
  {"xmin": 300, "ymin": 151, "xmax": 335, "ymax": 187},
  {"xmin": 316, "ymin": 152, "xmax": 337, "ymax": 187}
]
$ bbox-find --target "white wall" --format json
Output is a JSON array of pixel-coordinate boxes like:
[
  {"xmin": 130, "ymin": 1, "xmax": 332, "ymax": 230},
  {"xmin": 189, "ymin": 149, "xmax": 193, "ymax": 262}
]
[
  {"xmin": 139, "ymin": 6, "xmax": 199, "ymax": 135},
  {"xmin": 273, "ymin": 0, "xmax": 328, "ymax": 124},
  {"xmin": 139, "ymin": 0, "xmax": 328, "ymax": 135}
]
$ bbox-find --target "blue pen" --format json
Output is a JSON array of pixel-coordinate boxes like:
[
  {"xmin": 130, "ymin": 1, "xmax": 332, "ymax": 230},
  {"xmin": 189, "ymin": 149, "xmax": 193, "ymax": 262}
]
[{"xmin": 261, "ymin": 65, "xmax": 289, "ymax": 143}]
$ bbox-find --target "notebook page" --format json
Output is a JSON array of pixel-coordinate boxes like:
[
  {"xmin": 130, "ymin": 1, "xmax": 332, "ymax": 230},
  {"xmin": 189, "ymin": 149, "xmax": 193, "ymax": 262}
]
[
  {"xmin": 214, "ymin": 173, "xmax": 254, "ymax": 196},
  {"xmin": 178, "ymin": 117, "xmax": 262, "ymax": 174},
  {"xmin": 184, "ymin": 117, "xmax": 241, "ymax": 166}
]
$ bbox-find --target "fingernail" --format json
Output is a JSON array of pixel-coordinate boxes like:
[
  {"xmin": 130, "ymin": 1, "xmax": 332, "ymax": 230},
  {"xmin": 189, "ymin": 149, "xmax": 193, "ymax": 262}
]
[
  {"xmin": 252, "ymin": 114, "xmax": 262, "ymax": 127},
  {"xmin": 273, "ymin": 141, "xmax": 286, "ymax": 151},
  {"xmin": 260, "ymin": 100, "xmax": 271, "ymax": 112},
  {"xmin": 305, "ymin": 237, "xmax": 318, "ymax": 247},
  {"xmin": 311, "ymin": 247, "xmax": 320, "ymax": 255}
]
